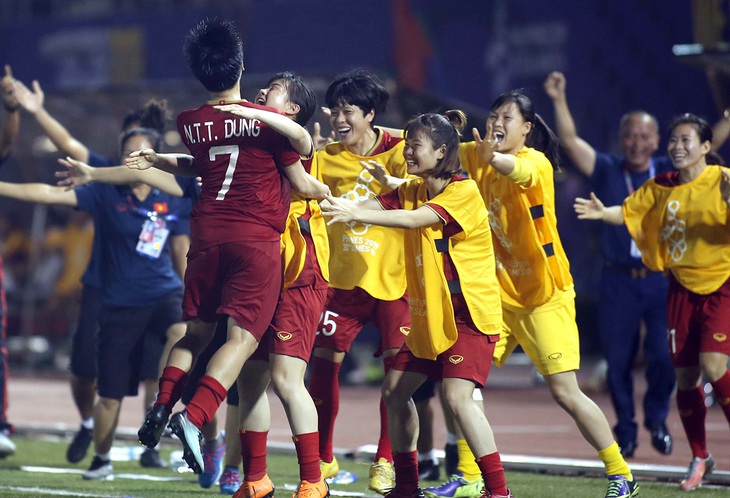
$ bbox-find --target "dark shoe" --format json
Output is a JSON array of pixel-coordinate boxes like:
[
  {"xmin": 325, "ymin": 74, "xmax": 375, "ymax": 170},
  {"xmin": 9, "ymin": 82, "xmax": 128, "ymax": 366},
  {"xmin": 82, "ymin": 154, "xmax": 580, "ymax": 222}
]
[
  {"xmin": 82, "ymin": 456, "xmax": 113, "ymax": 480},
  {"xmin": 444, "ymin": 443, "xmax": 458, "ymax": 476},
  {"xmin": 168, "ymin": 411, "xmax": 203, "ymax": 474},
  {"xmin": 649, "ymin": 424, "xmax": 672, "ymax": 455},
  {"xmin": 419, "ymin": 459, "xmax": 440, "ymax": 481},
  {"xmin": 66, "ymin": 425, "xmax": 93, "ymax": 463},
  {"xmin": 618, "ymin": 440, "xmax": 637, "ymax": 458},
  {"xmin": 138, "ymin": 404, "xmax": 169, "ymax": 449},
  {"xmin": 140, "ymin": 447, "xmax": 169, "ymax": 468}
]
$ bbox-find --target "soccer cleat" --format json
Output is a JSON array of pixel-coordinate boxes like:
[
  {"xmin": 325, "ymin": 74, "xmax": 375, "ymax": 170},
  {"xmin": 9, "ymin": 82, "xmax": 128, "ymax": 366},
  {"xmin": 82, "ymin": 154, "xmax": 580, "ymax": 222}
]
[
  {"xmin": 444, "ymin": 443, "xmax": 458, "ymax": 476},
  {"xmin": 369, "ymin": 457, "xmax": 395, "ymax": 494},
  {"xmin": 82, "ymin": 456, "xmax": 114, "ymax": 480},
  {"xmin": 320, "ymin": 456, "xmax": 340, "ymax": 480},
  {"xmin": 649, "ymin": 423, "xmax": 672, "ymax": 455},
  {"xmin": 419, "ymin": 459, "xmax": 440, "ymax": 481},
  {"xmin": 604, "ymin": 475, "xmax": 639, "ymax": 498},
  {"xmin": 233, "ymin": 474, "xmax": 275, "ymax": 498},
  {"xmin": 0, "ymin": 431, "xmax": 16, "ymax": 459},
  {"xmin": 138, "ymin": 404, "xmax": 169, "ymax": 449},
  {"xmin": 66, "ymin": 425, "xmax": 93, "ymax": 463},
  {"xmin": 168, "ymin": 411, "xmax": 204, "ymax": 474},
  {"xmin": 291, "ymin": 478, "xmax": 330, "ymax": 498},
  {"xmin": 220, "ymin": 466, "xmax": 243, "ymax": 495},
  {"xmin": 680, "ymin": 454, "xmax": 715, "ymax": 491},
  {"xmin": 140, "ymin": 447, "xmax": 169, "ymax": 468},
  {"xmin": 198, "ymin": 439, "xmax": 225, "ymax": 488},
  {"xmin": 383, "ymin": 488, "xmax": 426, "ymax": 498},
  {"xmin": 424, "ymin": 474, "xmax": 484, "ymax": 498},
  {"xmin": 480, "ymin": 490, "xmax": 514, "ymax": 498}
]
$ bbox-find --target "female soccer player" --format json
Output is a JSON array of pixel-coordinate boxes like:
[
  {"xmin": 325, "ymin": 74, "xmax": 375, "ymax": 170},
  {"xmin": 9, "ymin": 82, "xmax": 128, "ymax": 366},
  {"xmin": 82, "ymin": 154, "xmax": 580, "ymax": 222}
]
[
  {"xmin": 462, "ymin": 90, "xmax": 637, "ymax": 498},
  {"xmin": 575, "ymin": 113, "xmax": 730, "ymax": 491},
  {"xmin": 322, "ymin": 110, "xmax": 511, "ymax": 498}
]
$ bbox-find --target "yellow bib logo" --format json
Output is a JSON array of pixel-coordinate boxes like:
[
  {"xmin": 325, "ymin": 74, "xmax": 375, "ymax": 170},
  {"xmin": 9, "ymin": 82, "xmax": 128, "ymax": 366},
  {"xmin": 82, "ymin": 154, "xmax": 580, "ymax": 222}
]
[
  {"xmin": 449, "ymin": 355, "xmax": 464, "ymax": 364},
  {"xmin": 548, "ymin": 352, "xmax": 562, "ymax": 361},
  {"xmin": 712, "ymin": 333, "xmax": 727, "ymax": 343},
  {"xmin": 277, "ymin": 331, "xmax": 293, "ymax": 341}
]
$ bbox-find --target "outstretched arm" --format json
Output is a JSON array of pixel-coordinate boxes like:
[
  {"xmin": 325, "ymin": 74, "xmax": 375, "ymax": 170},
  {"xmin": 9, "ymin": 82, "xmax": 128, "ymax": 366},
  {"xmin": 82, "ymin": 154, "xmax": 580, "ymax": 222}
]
[
  {"xmin": 56, "ymin": 157, "xmax": 184, "ymax": 196},
  {"xmin": 320, "ymin": 193, "xmax": 440, "ymax": 229},
  {"xmin": 0, "ymin": 180, "xmax": 78, "ymax": 206},
  {"xmin": 12, "ymin": 78, "xmax": 90, "ymax": 162},
  {"xmin": 574, "ymin": 192, "xmax": 624, "ymax": 225},
  {"xmin": 284, "ymin": 161, "xmax": 330, "ymax": 200},
  {"xmin": 361, "ymin": 159, "xmax": 409, "ymax": 190},
  {"xmin": 126, "ymin": 149, "xmax": 197, "ymax": 177},
  {"xmin": 712, "ymin": 109, "xmax": 730, "ymax": 152},
  {"xmin": 1, "ymin": 65, "xmax": 20, "ymax": 160},
  {"xmin": 544, "ymin": 71, "xmax": 597, "ymax": 176},
  {"xmin": 215, "ymin": 104, "xmax": 314, "ymax": 157}
]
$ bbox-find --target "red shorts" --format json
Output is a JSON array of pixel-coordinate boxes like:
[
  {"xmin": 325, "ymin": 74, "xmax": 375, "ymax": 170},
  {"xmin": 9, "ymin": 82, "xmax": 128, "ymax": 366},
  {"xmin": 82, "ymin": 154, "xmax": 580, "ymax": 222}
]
[
  {"xmin": 390, "ymin": 325, "xmax": 498, "ymax": 388},
  {"xmin": 182, "ymin": 240, "xmax": 282, "ymax": 340},
  {"xmin": 250, "ymin": 283, "xmax": 328, "ymax": 362},
  {"xmin": 314, "ymin": 287, "xmax": 410, "ymax": 356},
  {"xmin": 667, "ymin": 274, "xmax": 730, "ymax": 367}
]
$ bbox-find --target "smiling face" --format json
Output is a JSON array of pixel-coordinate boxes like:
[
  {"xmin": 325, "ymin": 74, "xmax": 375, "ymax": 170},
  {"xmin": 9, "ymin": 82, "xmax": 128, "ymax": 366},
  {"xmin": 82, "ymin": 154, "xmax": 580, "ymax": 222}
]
[
  {"xmin": 329, "ymin": 102, "xmax": 375, "ymax": 148},
  {"xmin": 403, "ymin": 130, "xmax": 444, "ymax": 178},
  {"xmin": 620, "ymin": 114, "xmax": 660, "ymax": 171},
  {"xmin": 668, "ymin": 123, "xmax": 710, "ymax": 171},
  {"xmin": 255, "ymin": 79, "xmax": 294, "ymax": 114},
  {"xmin": 486, "ymin": 102, "xmax": 531, "ymax": 155}
]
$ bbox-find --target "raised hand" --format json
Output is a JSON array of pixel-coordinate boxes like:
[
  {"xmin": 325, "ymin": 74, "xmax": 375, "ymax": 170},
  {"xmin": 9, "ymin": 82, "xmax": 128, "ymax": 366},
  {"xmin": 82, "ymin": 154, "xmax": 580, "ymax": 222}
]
[
  {"xmin": 472, "ymin": 124, "xmax": 497, "ymax": 164},
  {"xmin": 574, "ymin": 192, "xmax": 606, "ymax": 220},
  {"xmin": 11, "ymin": 78, "xmax": 44, "ymax": 114},
  {"xmin": 543, "ymin": 71, "xmax": 566, "ymax": 101},
  {"xmin": 55, "ymin": 157, "xmax": 94, "ymax": 190},
  {"xmin": 361, "ymin": 159, "xmax": 389, "ymax": 184},
  {"xmin": 312, "ymin": 121, "xmax": 335, "ymax": 150},
  {"xmin": 126, "ymin": 148, "xmax": 158, "ymax": 170},
  {"xmin": 1, "ymin": 65, "xmax": 18, "ymax": 110}
]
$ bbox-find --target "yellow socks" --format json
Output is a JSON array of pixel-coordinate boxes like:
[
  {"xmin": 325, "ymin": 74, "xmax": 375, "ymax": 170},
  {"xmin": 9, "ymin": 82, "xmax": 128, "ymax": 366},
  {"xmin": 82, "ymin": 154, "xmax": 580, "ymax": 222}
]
[
  {"xmin": 456, "ymin": 439, "xmax": 481, "ymax": 481},
  {"xmin": 598, "ymin": 442, "xmax": 633, "ymax": 480}
]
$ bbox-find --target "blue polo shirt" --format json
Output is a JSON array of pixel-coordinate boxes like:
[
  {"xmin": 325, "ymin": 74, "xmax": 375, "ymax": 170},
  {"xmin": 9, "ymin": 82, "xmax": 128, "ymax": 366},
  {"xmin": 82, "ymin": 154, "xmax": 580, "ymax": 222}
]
[
  {"xmin": 75, "ymin": 181, "xmax": 186, "ymax": 307},
  {"xmin": 591, "ymin": 153, "xmax": 674, "ymax": 268}
]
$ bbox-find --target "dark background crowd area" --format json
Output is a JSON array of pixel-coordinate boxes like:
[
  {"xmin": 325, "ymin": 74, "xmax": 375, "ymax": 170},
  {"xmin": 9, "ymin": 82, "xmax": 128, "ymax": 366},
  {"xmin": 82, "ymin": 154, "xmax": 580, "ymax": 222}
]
[{"xmin": 1, "ymin": 0, "xmax": 728, "ymax": 371}]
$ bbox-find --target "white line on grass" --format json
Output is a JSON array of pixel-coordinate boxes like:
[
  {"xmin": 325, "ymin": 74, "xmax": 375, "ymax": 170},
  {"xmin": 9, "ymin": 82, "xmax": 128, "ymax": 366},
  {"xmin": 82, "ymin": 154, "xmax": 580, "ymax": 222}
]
[
  {"xmin": 21, "ymin": 466, "xmax": 184, "ymax": 481},
  {"xmin": 0, "ymin": 486, "xmax": 120, "ymax": 497}
]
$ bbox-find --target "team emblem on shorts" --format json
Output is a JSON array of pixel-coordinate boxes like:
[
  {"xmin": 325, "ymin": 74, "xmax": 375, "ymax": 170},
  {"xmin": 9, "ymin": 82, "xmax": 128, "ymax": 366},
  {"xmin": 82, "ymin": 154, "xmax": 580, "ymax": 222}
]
[
  {"xmin": 548, "ymin": 352, "xmax": 562, "ymax": 361},
  {"xmin": 277, "ymin": 331, "xmax": 293, "ymax": 341},
  {"xmin": 718, "ymin": 397, "xmax": 730, "ymax": 406},
  {"xmin": 449, "ymin": 355, "xmax": 464, "ymax": 364},
  {"xmin": 712, "ymin": 333, "xmax": 727, "ymax": 343},
  {"xmin": 400, "ymin": 326, "xmax": 411, "ymax": 336}
]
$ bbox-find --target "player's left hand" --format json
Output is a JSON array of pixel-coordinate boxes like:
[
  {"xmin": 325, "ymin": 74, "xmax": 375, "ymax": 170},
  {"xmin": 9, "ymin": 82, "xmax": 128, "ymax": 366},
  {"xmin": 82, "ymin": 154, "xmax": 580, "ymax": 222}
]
[
  {"xmin": 472, "ymin": 124, "xmax": 497, "ymax": 164},
  {"xmin": 55, "ymin": 157, "xmax": 93, "ymax": 190},
  {"xmin": 320, "ymin": 193, "xmax": 356, "ymax": 225}
]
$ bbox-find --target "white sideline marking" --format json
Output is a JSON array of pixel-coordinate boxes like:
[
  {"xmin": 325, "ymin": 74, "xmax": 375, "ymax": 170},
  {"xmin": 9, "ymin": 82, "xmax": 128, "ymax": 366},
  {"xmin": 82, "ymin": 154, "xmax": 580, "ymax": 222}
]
[
  {"xmin": 21, "ymin": 465, "xmax": 183, "ymax": 481},
  {"xmin": 0, "ymin": 486, "xmax": 119, "ymax": 497}
]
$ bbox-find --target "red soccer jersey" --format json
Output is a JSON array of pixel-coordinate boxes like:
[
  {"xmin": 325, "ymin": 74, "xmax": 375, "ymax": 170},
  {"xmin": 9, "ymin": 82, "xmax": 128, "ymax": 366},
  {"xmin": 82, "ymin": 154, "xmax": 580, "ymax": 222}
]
[{"xmin": 177, "ymin": 101, "xmax": 300, "ymax": 252}]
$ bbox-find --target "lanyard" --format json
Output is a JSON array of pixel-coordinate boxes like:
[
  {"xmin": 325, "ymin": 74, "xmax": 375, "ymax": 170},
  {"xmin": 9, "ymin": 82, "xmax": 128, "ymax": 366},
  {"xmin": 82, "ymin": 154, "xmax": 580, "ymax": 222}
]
[{"xmin": 623, "ymin": 160, "xmax": 655, "ymax": 195}]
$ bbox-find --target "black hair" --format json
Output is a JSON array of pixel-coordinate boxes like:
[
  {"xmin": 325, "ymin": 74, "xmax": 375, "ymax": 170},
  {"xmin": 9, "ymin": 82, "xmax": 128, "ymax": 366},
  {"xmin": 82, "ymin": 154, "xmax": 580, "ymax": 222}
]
[
  {"xmin": 265, "ymin": 72, "xmax": 317, "ymax": 126},
  {"xmin": 183, "ymin": 18, "xmax": 244, "ymax": 93},
  {"xmin": 324, "ymin": 69, "xmax": 389, "ymax": 120},
  {"xmin": 668, "ymin": 113, "xmax": 713, "ymax": 145},
  {"xmin": 489, "ymin": 90, "xmax": 561, "ymax": 169},
  {"xmin": 404, "ymin": 109, "xmax": 466, "ymax": 180},
  {"xmin": 122, "ymin": 99, "xmax": 172, "ymax": 134},
  {"xmin": 119, "ymin": 127, "xmax": 162, "ymax": 158}
]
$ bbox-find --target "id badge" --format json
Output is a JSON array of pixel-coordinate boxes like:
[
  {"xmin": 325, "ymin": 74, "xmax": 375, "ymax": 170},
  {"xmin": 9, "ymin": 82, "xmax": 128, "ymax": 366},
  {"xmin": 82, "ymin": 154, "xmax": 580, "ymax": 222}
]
[{"xmin": 136, "ymin": 219, "xmax": 170, "ymax": 259}]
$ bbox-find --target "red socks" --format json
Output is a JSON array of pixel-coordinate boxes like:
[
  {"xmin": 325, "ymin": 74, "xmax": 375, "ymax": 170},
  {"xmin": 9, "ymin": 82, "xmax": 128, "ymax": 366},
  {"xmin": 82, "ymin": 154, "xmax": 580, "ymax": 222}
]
[
  {"xmin": 294, "ymin": 432, "xmax": 321, "ymax": 482},
  {"xmin": 677, "ymin": 387, "xmax": 708, "ymax": 458},
  {"xmin": 241, "ymin": 430, "xmax": 269, "ymax": 481},
  {"xmin": 186, "ymin": 375, "xmax": 228, "ymax": 428},
  {"xmin": 374, "ymin": 356, "xmax": 395, "ymax": 462},
  {"xmin": 477, "ymin": 452, "xmax": 508, "ymax": 496},
  {"xmin": 393, "ymin": 451, "xmax": 419, "ymax": 496},
  {"xmin": 155, "ymin": 366, "xmax": 188, "ymax": 415},
  {"xmin": 307, "ymin": 357, "xmax": 341, "ymax": 462}
]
